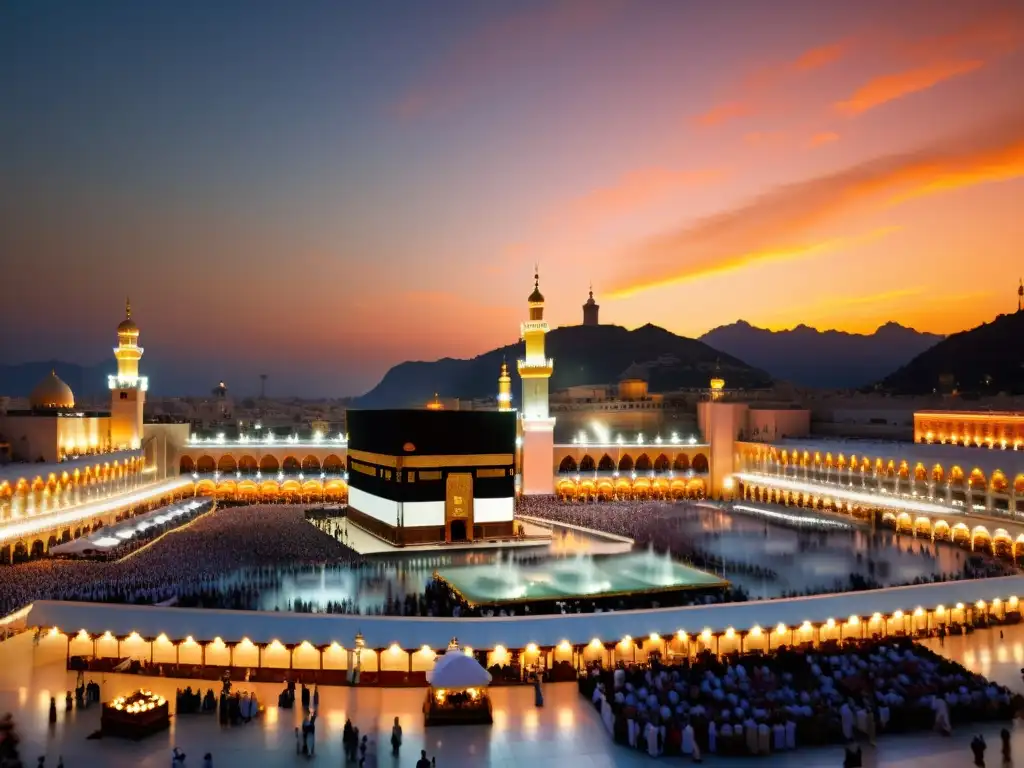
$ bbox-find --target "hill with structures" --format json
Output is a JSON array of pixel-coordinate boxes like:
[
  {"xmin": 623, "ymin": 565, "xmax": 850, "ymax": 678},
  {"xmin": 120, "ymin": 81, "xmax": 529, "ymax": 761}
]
[
  {"xmin": 356, "ymin": 323, "xmax": 772, "ymax": 408},
  {"xmin": 878, "ymin": 311, "xmax": 1024, "ymax": 395}
]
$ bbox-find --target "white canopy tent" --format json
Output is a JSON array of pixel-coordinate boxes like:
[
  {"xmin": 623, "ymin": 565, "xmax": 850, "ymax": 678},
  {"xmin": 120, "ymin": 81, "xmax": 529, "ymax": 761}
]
[
  {"xmin": 49, "ymin": 499, "xmax": 211, "ymax": 556},
  {"xmin": 427, "ymin": 649, "xmax": 492, "ymax": 689}
]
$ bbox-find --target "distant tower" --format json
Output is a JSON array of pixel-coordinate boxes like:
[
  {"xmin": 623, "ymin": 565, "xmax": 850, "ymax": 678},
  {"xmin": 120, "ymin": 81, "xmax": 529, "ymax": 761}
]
[
  {"xmin": 259, "ymin": 373, "xmax": 268, "ymax": 399},
  {"xmin": 1018, "ymin": 278, "xmax": 1022, "ymax": 312},
  {"xmin": 582, "ymin": 283, "xmax": 600, "ymax": 326},
  {"xmin": 426, "ymin": 393, "xmax": 444, "ymax": 411},
  {"xmin": 517, "ymin": 267, "xmax": 555, "ymax": 495},
  {"xmin": 109, "ymin": 297, "xmax": 147, "ymax": 449},
  {"xmin": 497, "ymin": 358, "xmax": 512, "ymax": 411}
]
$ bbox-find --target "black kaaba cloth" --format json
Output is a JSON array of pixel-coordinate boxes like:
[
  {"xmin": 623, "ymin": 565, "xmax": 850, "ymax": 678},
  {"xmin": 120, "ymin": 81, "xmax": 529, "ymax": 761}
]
[{"xmin": 347, "ymin": 410, "xmax": 516, "ymax": 457}]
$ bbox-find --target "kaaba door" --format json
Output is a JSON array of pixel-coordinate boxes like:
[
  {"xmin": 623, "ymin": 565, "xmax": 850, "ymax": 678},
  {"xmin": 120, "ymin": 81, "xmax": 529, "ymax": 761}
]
[{"xmin": 445, "ymin": 473, "xmax": 474, "ymax": 543}]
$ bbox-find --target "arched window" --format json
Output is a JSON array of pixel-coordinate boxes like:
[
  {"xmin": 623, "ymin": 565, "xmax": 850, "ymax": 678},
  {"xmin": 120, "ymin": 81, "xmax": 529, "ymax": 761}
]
[
  {"xmin": 558, "ymin": 456, "xmax": 578, "ymax": 473},
  {"xmin": 692, "ymin": 454, "xmax": 709, "ymax": 474},
  {"xmin": 579, "ymin": 455, "xmax": 596, "ymax": 472},
  {"xmin": 598, "ymin": 454, "xmax": 615, "ymax": 472}
]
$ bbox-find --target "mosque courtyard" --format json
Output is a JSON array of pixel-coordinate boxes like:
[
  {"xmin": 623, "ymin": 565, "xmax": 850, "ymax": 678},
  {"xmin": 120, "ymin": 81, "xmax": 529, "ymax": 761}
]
[{"xmin": 1, "ymin": 624, "xmax": 1023, "ymax": 767}]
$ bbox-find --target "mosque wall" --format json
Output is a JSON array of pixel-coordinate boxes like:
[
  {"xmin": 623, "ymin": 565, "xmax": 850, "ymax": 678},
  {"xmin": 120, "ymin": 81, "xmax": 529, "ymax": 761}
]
[{"xmin": 0, "ymin": 415, "xmax": 59, "ymax": 463}]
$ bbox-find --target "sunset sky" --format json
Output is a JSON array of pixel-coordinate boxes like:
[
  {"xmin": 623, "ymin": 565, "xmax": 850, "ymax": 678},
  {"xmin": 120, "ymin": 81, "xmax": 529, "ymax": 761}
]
[{"xmin": 3, "ymin": 0, "xmax": 1024, "ymax": 396}]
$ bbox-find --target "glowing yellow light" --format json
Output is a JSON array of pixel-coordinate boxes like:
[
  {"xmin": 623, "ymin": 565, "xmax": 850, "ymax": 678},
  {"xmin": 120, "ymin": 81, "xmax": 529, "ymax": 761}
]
[
  {"xmin": 749, "ymin": 625, "xmax": 762, "ymax": 636},
  {"xmin": 558, "ymin": 640, "xmax": 571, "ymax": 652},
  {"xmin": 701, "ymin": 629, "xmax": 712, "ymax": 641},
  {"xmin": 724, "ymin": 627, "xmax": 735, "ymax": 638},
  {"xmin": 892, "ymin": 610, "xmax": 903, "ymax": 620},
  {"xmin": 936, "ymin": 605, "xmax": 945, "ymax": 614},
  {"xmin": 977, "ymin": 600, "xmax": 986, "ymax": 609},
  {"xmin": 156, "ymin": 633, "xmax": 169, "ymax": 643},
  {"xmin": 648, "ymin": 633, "xmax": 660, "ymax": 643},
  {"xmin": 184, "ymin": 636, "xmax": 195, "ymax": 645},
  {"xmin": 128, "ymin": 631, "xmax": 140, "ymax": 641},
  {"xmin": 419, "ymin": 645, "xmax": 432, "ymax": 655},
  {"xmin": 800, "ymin": 620, "xmax": 812, "ymax": 630},
  {"xmin": 463, "ymin": 647, "xmax": 473, "ymax": 657},
  {"xmin": 49, "ymin": 627, "xmax": 58, "ymax": 637},
  {"xmin": 913, "ymin": 607, "xmax": 924, "ymax": 617},
  {"xmin": 775, "ymin": 623, "xmax": 787, "ymax": 635},
  {"xmin": 621, "ymin": 635, "xmax": 632, "ymax": 647},
  {"xmin": 526, "ymin": 643, "xmax": 539, "ymax": 654},
  {"xmin": 389, "ymin": 643, "xmax": 401, "ymax": 655},
  {"xmin": 676, "ymin": 630, "xmax": 687, "ymax": 641},
  {"xmin": 590, "ymin": 638, "xmax": 602, "ymax": 648},
  {"xmin": 956, "ymin": 602, "xmax": 965, "ymax": 610}
]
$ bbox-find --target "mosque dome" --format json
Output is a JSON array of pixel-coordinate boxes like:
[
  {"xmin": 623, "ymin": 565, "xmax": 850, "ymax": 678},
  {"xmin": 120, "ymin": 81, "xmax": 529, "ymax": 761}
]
[
  {"xmin": 30, "ymin": 370, "xmax": 75, "ymax": 410},
  {"xmin": 117, "ymin": 317, "xmax": 139, "ymax": 335},
  {"xmin": 528, "ymin": 271, "xmax": 544, "ymax": 304},
  {"xmin": 117, "ymin": 297, "xmax": 139, "ymax": 335}
]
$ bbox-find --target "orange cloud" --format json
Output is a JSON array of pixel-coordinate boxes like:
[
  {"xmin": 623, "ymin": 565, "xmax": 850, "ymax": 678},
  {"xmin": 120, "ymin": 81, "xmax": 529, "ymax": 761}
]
[
  {"xmin": 692, "ymin": 38, "xmax": 851, "ymax": 127},
  {"xmin": 836, "ymin": 59, "xmax": 984, "ymax": 116},
  {"xmin": 809, "ymin": 131, "xmax": 840, "ymax": 147},
  {"xmin": 611, "ymin": 227, "xmax": 901, "ymax": 298},
  {"xmin": 609, "ymin": 111, "xmax": 1024, "ymax": 296},
  {"xmin": 792, "ymin": 40, "xmax": 850, "ymax": 72},
  {"xmin": 566, "ymin": 167, "xmax": 725, "ymax": 228},
  {"xmin": 694, "ymin": 102, "xmax": 752, "ymax": 128}
]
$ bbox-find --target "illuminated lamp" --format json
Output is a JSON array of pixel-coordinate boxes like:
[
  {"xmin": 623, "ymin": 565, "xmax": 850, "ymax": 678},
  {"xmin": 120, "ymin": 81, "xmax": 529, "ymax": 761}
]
[
  {"xmin": 526, "ymin": 643, "xmax": 539, "ymax": 654},
  {"xmin": 558, "ymin": 640, "xmax": 571, "ymax": 652},
  {"xmin": 892, "ymin": 610, "xmax": 904, "ymax": 620},
  {"xmin": 648, "ymin": 633, "xmax": 660, "ymax": 644},
  {"xmin": 700, "ymin": 629, "xmax": 712, "ymax": 642},
  {"xmin": 749, "ymin": 626, "xmax": 762, "ymax": 636},
  {"xmin": 724, "ymin": 627, "xmax": 735, "ymax": 638},
  {"xmin": 775, "ymin": 624, "xmax": 787, "ymax": 635}
]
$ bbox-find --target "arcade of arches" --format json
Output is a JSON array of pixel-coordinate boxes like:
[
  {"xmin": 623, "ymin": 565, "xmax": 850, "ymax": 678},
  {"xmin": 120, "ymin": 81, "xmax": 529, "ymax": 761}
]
[
  {"xmin": 739, "ymin": 445, "xmax": 1024, "ymax": 515},
  {"xmin": 0, "ymin": 479, "xmax": 192, "ymax": 565},
  {"xmin": 554, "ymin": 450, "xmax": 709, "ymax": 500},
  {"xmin": 737, "ymin": 479, "xmax": 1024, "ymax": 563},
  {"xmin": 180, "ymin": 453, "xmax": 346, "ymax": 478},
  {"xmin": 0, "ymin": 456, "xmax": 147, "ymax": 523}
]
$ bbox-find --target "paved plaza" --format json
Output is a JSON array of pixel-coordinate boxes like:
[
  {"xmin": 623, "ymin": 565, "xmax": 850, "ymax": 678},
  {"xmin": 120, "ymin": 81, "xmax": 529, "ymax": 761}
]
[{"xmin": 4, "ymin": 625, "xmax": 1024, "ymax": 766}]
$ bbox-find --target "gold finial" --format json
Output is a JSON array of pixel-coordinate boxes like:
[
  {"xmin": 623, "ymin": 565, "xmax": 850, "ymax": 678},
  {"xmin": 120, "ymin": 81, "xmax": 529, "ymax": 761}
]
[
  {"xmin": 589, "ymin": 280, "xmax": 593, "ymax": 299},
  {"xmin": 125, "ymin": 296, "xmax": 131, "ymax": 319}
]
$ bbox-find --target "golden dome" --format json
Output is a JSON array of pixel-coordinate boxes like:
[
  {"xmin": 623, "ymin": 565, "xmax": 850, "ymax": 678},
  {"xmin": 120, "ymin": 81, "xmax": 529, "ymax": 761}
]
[
  {"xmin": 30, "ymin": 370, "xmax": 75, "ymax": 410},
  {"xmin": 528, "ymin": 270, "xmax": 544, "ymax": 303},
  {"xmin": 117, "ymin": 297, "xmax": 139, "ymax": 335},
  {"xmin": 710, "ymin": 377, "xmax": 725, "ymax": 391}
]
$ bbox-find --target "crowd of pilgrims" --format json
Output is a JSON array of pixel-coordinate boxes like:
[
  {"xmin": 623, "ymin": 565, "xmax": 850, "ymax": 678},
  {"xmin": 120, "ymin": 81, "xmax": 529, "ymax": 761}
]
[
  {"xmin": 579, "ymin": 637, "xmax": 1019, "ymax": 760},
  {"xmin": 0, "ymin": 506, "xmax": 362, "ymax": 615},
  {"xmin": 519, "ymin": 497, "xmax": 1016, "ymax": 597},
  {"xmin": 0, "ymin": 498, "xmax": 1016, "ymax": 620}
]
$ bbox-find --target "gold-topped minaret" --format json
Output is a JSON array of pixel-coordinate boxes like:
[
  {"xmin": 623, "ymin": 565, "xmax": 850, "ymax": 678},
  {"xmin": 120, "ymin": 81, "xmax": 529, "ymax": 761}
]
[
  {"xmin": 109, "ymin": 297, "xmax": 148, "ymax": 449},
  {"xmin": 517, "ymin": 268, "xmax": 555, "ymax": 495},
  {"xmin": 497, "ymin": 358, "xmax": 512, "ymax": 411}
]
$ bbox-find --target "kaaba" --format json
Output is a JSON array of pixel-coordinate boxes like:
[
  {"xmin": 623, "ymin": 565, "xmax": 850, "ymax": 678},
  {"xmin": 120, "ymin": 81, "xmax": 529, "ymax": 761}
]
[{"xmin": 346, "ymin": 410, "xmax": 517, "ymax": 546}]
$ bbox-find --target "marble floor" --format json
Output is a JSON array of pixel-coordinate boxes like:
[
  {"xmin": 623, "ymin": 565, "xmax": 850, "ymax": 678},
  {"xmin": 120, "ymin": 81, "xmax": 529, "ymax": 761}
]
[{"xmin": 6, "ymin": 626, "xmax": 1024, "ymax": 767}]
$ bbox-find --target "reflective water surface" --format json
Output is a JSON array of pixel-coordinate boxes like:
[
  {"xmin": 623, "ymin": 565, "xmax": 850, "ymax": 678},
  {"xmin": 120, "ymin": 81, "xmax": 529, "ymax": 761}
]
[{"xmin": 251, "ymin": 506, "xmax": 965, "ymax": 611}]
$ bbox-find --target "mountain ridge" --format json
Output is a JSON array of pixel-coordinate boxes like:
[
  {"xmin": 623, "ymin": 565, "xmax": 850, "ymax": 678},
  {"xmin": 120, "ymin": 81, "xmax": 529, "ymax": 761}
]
[{"xmin": 699, "ymin": 320, "xmax": 943, "ymax": 388}]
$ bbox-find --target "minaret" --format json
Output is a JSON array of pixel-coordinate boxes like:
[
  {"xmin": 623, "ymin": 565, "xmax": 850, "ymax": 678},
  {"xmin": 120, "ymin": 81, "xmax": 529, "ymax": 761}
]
[
  {"xmin": 109, "ymin": 297, "xmax": 147, "ymax": 449},
  {"xmin": 517, "ymin": 268, "xmax": 555, "ymax": 495},
  {"xmin": 497, "ymin": 358, "xmax": 512, "ymax": 411},
  {"xmin": 1018, "ymin": 278, "xmax": 1022, "ymax": 312},
  {"xmin": 582, "ymin": 283, "xmax": 599, "ymax": 326},
  {"xmin": 709, "ymin": 360, "xmax": 725, "ymax": 401}
]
